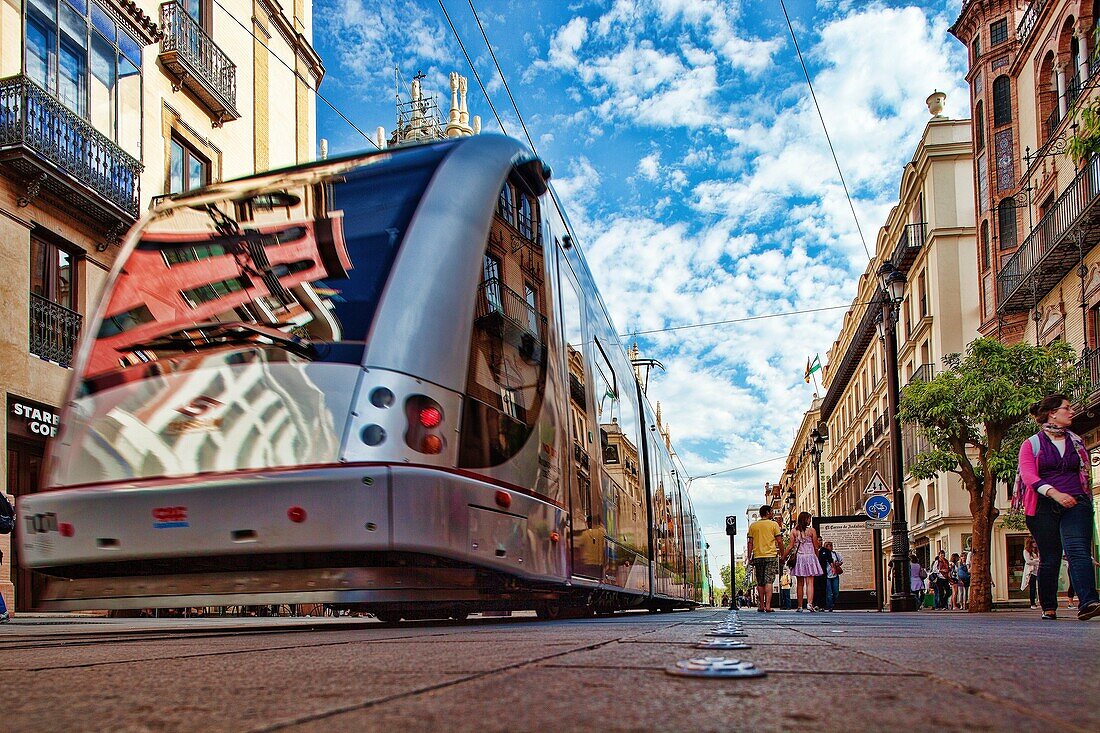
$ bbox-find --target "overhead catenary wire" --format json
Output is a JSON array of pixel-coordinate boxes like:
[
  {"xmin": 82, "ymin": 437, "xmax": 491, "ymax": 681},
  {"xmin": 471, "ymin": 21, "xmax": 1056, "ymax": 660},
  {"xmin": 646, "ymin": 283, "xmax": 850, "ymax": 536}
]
[
  {"xmin": 620, "ymin": 301, "xmax": 876, "ymax": 337},
  {"xmin": 209, "ymin": 0, "xmax": 379, "ymax": 149},
  {"xmin": 778, "ymin": 0, "xmax": 871, "ymax": 262},
  {"xmin": 435, "ymin": 0, "xmax": 509, "ymax": 135}
]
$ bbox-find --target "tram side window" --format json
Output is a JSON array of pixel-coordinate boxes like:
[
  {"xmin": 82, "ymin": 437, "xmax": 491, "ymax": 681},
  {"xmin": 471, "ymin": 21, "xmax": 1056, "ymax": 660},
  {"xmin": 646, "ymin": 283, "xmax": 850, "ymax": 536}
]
[{"xmin": 457, "ymin": 196, "xmax": 550, "ymax": 468}]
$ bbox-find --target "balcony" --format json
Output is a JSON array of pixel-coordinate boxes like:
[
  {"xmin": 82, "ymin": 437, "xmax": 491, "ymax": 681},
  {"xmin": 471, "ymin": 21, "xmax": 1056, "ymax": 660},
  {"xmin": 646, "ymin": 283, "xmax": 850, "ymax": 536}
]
[
  {"xmin": 159, "ymin": 2, "xmax": 239, "ymax": 124},
  {"xmin": 0, "ymin": 75, "xmax": 141, "ymax": 228},
  {"xmin": 29, "ymin": 293, "xmax": 82, "ymax": 368},
  {"xmin": 1074, "ymin": 348, "xmax": 1100, "ymax": 406},
  {"xmin": 998, "ymin": 156, "xmax": 1100, "ymax": 312},
  {"xmin": 1045, "ymin": 106, "xmax": 1061, "ymax": 144},
  {"xmin": 891, "ymin": 222, "xmax": 926, "ymax": 275},
  {"xmin": 907, "ymin": 363, "xmax": 935, "ymax": 386},
  {"xmin": 474, "ymin": 277, "xmax": 548, "ymax": 364},
  {"xmin": 1016, "ymin": 0, "xmax": 1049, "ymax": 46}
]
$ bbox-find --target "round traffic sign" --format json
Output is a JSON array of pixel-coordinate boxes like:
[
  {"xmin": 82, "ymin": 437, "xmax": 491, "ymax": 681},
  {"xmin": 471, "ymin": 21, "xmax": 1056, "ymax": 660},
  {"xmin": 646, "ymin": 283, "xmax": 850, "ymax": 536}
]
[{"xmin": 864, "ymin": 494, "xmax": 892, "ymax": 520}]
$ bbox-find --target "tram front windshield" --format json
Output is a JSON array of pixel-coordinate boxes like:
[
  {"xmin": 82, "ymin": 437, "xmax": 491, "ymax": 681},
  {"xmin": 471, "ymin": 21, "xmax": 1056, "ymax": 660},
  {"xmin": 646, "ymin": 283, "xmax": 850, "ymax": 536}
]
[{"xmin": 48, "ymin": 144, "xmax": 449, "ymax": 488}]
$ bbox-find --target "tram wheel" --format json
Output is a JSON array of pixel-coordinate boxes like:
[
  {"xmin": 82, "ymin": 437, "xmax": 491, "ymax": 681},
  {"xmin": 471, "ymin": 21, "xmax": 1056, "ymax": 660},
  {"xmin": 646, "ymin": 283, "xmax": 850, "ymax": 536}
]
[
  {"xmin": 450, "ymin": 611, "xmax": 470, "ymax": 621},
  {"xmin": 535, "ymin": 600, "xmax": 563, "ymax": 620}
]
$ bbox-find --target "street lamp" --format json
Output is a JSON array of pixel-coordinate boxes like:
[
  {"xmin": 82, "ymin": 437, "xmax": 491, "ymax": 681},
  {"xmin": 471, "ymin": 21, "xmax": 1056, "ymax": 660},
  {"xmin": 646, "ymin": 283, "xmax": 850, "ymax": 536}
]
[
  {"xmin": 876, "ymin": 261, "xmax": 918, "ymax": 613},
  {"xmin": 808, "ymin": 426, "xmax": 827, "ymax": 517}
]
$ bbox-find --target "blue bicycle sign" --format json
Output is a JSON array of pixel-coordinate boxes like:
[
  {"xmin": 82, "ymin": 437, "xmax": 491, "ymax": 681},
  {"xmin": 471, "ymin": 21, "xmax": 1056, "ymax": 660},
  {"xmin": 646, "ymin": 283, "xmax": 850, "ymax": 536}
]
[{"xmin": 864, "ymin": 495, "xmax": 892, "ymax": 520}]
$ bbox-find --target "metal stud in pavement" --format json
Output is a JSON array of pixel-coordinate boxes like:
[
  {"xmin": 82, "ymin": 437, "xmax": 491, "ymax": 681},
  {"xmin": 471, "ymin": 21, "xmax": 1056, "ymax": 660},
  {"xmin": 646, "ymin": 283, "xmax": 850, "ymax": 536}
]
[
  {"xmin": 706, "ymin": 629, "xmax": 747, "ymax": 637},
  {"xmin": 695, "ymin": 639, "xmax": 751, "ymax": 650},
  {"xmin": 666, "ymin": 657, "xmax": 766, "ymax": 679}
]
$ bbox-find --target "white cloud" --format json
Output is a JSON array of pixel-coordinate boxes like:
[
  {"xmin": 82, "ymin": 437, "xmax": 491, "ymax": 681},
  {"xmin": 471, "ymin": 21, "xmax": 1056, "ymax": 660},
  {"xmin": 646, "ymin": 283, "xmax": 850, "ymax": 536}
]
[{"xmin": 638, "ymin": 152, "xmax": 661, "ymax": 180}]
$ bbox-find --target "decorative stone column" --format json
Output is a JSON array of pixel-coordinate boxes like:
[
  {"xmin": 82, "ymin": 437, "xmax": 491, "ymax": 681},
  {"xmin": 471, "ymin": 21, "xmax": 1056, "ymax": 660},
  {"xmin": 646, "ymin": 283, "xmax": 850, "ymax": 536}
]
[{"xmin": 1057, "ymin": 62, "xmax": 1068, "ymax": 117}]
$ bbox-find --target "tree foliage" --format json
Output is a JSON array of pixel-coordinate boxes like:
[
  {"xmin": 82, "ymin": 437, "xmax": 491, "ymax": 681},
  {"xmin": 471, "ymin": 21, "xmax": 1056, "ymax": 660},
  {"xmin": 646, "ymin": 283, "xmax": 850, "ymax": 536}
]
[
  {"xmin": 718, "ymin": 562, "xmax": 747, "ymax": 597},
  {"xmin": 898, "ymin": 337, "xmax": 1084, "ymax": 612}
]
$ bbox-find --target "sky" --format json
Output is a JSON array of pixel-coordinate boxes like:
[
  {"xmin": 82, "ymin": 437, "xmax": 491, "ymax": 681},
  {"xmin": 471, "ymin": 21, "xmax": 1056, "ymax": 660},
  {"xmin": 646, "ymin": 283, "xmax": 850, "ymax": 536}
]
[{"xmin": 309, "ymin": 0, "xmax": 971, "ymax": 582}]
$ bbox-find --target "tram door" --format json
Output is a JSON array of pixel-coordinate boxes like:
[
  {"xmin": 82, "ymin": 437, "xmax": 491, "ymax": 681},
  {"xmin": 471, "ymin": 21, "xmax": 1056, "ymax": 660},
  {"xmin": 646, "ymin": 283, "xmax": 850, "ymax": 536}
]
[{"xmin": 558, "ymin": 259, "xmax": 602, "ymax": 580}]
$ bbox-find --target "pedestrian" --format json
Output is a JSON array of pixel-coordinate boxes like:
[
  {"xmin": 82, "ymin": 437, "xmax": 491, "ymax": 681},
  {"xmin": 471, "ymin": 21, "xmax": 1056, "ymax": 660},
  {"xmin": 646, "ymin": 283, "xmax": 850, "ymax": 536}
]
[
  {"xmin": 1017, "ymin": 394, "xmax": 1100, "ymax": 621},
  {"xmin": 0, "ymin": 491, "xmax": 12, "ymax": 623},
  {"xmin": 949, "ymin": 553, "xmax": 964, "ymax": 610},
  {"xmin": 909, "ymin": 553, "xmax": 927, "ymax": 608},
  {"xmin": 785, "ymin": 511, "xmax": 823, "ymax": 612},
  {"xmin": 818, "ymin": 540, "xmax": 843, "ymax": 611},
  {"xmin": 931, "ymin": 550, "xmax": 951, "ymax": 609},
  {"xmin": 1021, "ymin": 536, "xmax": 1040, "ymax": 609},
  {"xmin": 746, "ymin": 504, "xmax": 784, "ymax": 613},
  {"xmin": 956, "ymin": 552, "xmax": 970, "ymax": 609},
  {"xmin": 779, "ymin": 569, "xmax": 792, "ymax": 610},
  {"xmin": 721, "ymin": 592, "xmax": 729, "ymax": 609}
]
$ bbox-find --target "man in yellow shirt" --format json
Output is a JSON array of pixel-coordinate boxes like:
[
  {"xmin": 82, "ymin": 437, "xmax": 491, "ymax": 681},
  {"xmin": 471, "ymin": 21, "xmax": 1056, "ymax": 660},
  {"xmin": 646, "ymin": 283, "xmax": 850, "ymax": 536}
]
[{"xmin": 746, "ymin": 504, "xmax": 784, "ymax": 613}]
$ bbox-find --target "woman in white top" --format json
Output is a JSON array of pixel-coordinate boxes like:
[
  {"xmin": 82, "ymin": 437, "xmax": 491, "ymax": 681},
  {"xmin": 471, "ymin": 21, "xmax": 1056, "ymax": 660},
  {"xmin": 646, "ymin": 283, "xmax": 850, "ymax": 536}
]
[{"xmin": 1021, "ymin": 536, "xmax": 1040, "ymax": 609}]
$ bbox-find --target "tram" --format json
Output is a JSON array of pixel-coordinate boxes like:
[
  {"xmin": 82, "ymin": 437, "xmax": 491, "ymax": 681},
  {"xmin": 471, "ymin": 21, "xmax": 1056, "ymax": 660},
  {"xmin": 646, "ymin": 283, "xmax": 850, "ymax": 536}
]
[{"xmin": 17, "ymin": 134, "xmax": 705, "ymax": 620}]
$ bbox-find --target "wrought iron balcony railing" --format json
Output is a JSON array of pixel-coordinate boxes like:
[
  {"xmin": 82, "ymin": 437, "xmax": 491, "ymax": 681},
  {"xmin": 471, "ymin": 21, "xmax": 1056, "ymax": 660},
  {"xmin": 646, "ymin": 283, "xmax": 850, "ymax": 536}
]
[
  {"xmin": 907, "ymin": 363, "xmax": 935, "ymax": 386},
  {"xmin": 29, "ymin": 293, "xmax": 82, "ymax": 367},
  {"xmin": 474, "ymin": 277, "xmax": 548, "ymax": 360},
  {"xmin": 1016, "ymin": 0, "xmax": 1048, "ymax": 45},
  {"xmin": 891, "ymin": 222, "xmax": 926, "ymax": 275},
  {"xmin": 1074, "ymin": 347, "xmax": 1100, "ymax": 405},
  {"xmin": 159, "ymin": 2, "xmax": 239, "ymax": 123},
  {"xmin": 0, "ymin": 75, "xmax": 141, "ymax": 221},
  {"xmin": 998, "ymin": 155, "xmax": 1100, "ymax": 311},
  {"xmin": 1045, "ymin": 106, "xmax": 1061, "ymax": 143}
]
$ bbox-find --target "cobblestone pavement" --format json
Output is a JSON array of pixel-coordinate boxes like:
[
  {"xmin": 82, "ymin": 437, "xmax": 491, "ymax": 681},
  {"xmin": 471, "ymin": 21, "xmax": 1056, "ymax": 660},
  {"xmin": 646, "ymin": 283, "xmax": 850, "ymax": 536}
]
[{"xmin": 1, "ymin": 606, "xmax": 1095, "ymax": 732}]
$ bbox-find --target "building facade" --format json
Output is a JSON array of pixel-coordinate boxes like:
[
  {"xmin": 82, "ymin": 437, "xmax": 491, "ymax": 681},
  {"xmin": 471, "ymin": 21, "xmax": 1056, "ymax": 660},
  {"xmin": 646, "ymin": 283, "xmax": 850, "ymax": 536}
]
[
  {"xmin": 811, "ymin": 99, "xmax": 987, "ymax": 597},
  {"xmin": 1, "ymin": 0, "xmax": 324, "ymax": 611},
  {"xmin": 952, "ymin": 0, "xmax": 1100, "ymax": 600},
  {"xmin": 779, "ymin": 397, "xmax": 824, "ymax": 525}
]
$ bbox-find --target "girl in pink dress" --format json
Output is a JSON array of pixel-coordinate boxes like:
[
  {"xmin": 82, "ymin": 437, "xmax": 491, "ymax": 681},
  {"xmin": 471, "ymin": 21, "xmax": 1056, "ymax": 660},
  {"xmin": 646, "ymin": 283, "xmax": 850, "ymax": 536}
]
[{"xmin": 785, "ymin": 511, "xmax": 823, "ymax": 611}]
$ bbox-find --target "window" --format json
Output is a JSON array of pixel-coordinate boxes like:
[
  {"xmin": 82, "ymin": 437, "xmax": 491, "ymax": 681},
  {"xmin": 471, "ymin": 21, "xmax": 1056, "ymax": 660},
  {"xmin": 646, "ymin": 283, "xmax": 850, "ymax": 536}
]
[
  {"xmin": 992, "ymin": 75, "xmax": 1012, "ymax": 126},
  {"xmin": 927, "ymin": 482, "xmax": 937, "ymax": 512},
  {"xmin": 169, "ymin": 135, "xmax": 210, "ymax": 194},
  {"xmin": 975, "ymin": 100, "xmax": 985, "ymax": 153},
  {"xmin": 518, "ymin": 195, "xmax": 535, "ymax": 239},
  {"xmin": 181, "ymin": 0, "xmax": 208, "ymax": 29},
  {"xmin": 524, "ymin": 282, "xmax": 539, "ymax": 335},
  {"xmin": 998, "ymin": 198, "xmax": 1017, "ymax": 249},
  {"xmin": 1090, "ymin": 304, "xmax": 1100, "ymax": 349},
  {"xmin": 30, "ymin": 235, "xmax": 76, "ymax": 309},
  {"xmin": 971, "ymin": 35, "xmax": 981, "ymax": 62},
  {"xmin": 483, "ymin": 254, "xmax": 502, "ymax": 312},
  {"xmin": 497, "ymin": 183, "xmax": 514, "ymax": 224},
  {"xmin": 24, "ymin": 0, "xmax": 143, "ymax": 156},
  {"xmin": 989, "ymin": 18, "xmax": 1008, "ymax": 47},
  {"xmin": 980, "ymin": 220, "xmax": 990, "ymax": 269},
  {"xmin": 918, "ymin": 270, "xmax": 928, "ymax": 318},
  {"xmin": 180, "ymin": 276, "xmax": 249, "ymax": 307}
]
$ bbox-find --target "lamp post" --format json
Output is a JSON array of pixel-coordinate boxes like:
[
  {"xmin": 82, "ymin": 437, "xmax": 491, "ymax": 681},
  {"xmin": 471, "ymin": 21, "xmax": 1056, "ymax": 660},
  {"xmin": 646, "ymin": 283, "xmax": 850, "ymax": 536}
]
[
  {"xmin": 808, "ymin": 426, "xmax": 827, "ymax": 517},
  {"xmin": 876, "ymin": 261, "xmax": 919, "ymax": 612}
]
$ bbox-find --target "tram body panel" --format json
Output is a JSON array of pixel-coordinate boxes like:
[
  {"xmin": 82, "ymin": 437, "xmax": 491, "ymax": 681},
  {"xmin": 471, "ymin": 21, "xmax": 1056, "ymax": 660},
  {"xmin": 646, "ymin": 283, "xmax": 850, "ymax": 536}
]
[{"xmin": 19, "ymin": 466, "xmax": 393, "ymax": 567}]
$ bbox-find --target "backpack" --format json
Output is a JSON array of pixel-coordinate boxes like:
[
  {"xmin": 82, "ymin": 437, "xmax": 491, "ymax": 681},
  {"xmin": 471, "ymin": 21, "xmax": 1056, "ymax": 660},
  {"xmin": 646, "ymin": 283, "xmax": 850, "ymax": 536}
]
[
  {"xmin": 1011, "ymin": 435, "xmax": 1042, "ymax": 511},
  {"xmin": 0, "ymin": 494, "xmax": 14, "ymax": 535}
]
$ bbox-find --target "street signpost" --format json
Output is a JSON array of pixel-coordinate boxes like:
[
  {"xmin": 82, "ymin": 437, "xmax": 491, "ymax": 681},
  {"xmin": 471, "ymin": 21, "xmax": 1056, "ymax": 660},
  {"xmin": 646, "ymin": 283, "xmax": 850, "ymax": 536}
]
[
  {"xmin": 863, "ymin": 495, "xmax": 892, "ymax": 521},
  {"xmin": 864, "ymin": 471, "xmax": 890, "ymax": 495},
  {"xmin": 864, "ymin": 520, "xmax": 892, "ymax": 529},
  {"xmin": 726, "ymin": 515, "xmax": 736, "ymax": 608}
]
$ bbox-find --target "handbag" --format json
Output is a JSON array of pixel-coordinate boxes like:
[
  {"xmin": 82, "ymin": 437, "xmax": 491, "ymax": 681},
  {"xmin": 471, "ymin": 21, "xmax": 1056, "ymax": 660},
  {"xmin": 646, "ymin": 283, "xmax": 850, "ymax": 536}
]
[{"xmin": 0, "ymin": 494, "xmax": 14, "ymax": 535}]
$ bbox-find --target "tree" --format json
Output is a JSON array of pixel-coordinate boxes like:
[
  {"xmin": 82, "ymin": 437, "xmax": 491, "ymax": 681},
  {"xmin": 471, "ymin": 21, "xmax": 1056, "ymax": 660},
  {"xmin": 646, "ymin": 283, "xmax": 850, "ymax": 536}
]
[
  {"xmin": 898, "ymin": 338, "xmax": 1083, "ymax": 612},
  {"xmin": 719, "ymin": 562, "xmax": 747, "ymax": 598}
]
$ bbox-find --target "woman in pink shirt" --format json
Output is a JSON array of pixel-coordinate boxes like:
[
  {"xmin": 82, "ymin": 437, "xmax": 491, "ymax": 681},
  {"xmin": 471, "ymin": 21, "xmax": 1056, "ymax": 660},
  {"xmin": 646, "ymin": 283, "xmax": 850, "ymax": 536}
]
[{"xmin": 1017, "ymin": 394, "xmax": 1099, "ymax": 621}]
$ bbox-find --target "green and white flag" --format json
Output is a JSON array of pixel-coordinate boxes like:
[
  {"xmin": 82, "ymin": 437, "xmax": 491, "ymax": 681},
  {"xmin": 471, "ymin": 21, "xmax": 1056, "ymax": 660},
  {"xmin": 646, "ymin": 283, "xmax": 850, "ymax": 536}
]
[{"xmin": 804, "ymin": 354, "xmax": 821, "ymax": 383}]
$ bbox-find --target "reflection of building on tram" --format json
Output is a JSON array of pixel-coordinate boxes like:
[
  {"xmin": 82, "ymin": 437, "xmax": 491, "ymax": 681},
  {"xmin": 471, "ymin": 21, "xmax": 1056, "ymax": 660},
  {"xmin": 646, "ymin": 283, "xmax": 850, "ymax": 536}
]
[
  {"xmin": 88, "ymin": 183, "xmax": 350, "ymax": 377},
  {"xmin": 66, "ymin": 349, "xmax": 340, "ymax": 484}
]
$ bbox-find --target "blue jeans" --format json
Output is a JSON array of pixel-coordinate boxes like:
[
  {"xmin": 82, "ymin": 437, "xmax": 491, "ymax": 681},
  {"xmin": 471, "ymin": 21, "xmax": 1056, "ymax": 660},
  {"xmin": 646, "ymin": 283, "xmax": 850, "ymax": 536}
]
[
  {"xmin": 780, "ymin": 589, "xmax": 791, "ymax": 609},
  {"xmin": 1026, "ymin": 497, "xmax": 1099, "ymax": 611},
  {"xmin": 825, "ymin": 576, "xmax": 840, "ymax": 609}
]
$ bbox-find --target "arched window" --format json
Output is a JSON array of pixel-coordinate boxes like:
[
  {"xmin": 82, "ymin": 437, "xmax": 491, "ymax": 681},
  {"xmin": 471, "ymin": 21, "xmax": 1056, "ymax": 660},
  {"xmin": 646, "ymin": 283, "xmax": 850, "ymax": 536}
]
[
  {"xmin": 998, "ymin": 198, "xmax": 1017, "ymax": 249},
  {"xmin": 497, "ymin": 183, "xmax": 514, "ymax": 224},
  {"xmin": 975, "ymin": 100, "xmax": 985, "ymax": 153},
  {"xmin": 993, "ymin": 76, "xmax": 1012, "ymax": 126},
  {"xmin": 980, "ymin": 220, "xmax": 990, "ymax": 269},
  {"xmin": 912, "ymin": 494, "xmax": 925, "ymax": 525}
]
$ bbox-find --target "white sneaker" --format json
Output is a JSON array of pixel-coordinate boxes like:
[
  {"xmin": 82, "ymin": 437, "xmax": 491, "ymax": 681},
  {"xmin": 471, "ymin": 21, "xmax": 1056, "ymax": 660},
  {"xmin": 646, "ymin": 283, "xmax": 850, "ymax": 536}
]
[{"xmin": 0, "ymin": 613, "xmax": 9, "ymax": 623}]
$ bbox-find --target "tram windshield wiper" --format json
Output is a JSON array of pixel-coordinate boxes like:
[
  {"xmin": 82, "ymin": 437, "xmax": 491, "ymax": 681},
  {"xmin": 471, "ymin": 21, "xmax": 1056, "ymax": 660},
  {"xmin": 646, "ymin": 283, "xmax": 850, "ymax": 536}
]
[{"xmin": 124, "ymin": 321, "xmax": 317, "ymax": 360}]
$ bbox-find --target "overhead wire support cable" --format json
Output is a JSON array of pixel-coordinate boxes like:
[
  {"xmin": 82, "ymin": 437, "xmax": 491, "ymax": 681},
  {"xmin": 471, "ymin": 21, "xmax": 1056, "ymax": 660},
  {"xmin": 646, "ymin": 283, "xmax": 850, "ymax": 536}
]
[
  {"xmin": 436, "ymin": 0, "xmax": 509, "ymax": 135},
  {"xmin": 210, "ymin": 0, "xmax": 379, "ymax": 149},
  {"xmin": 621, "ymin": 301, "xmax": 876, "ymax": 337},
  {"xmin": 466, "ymin": 0, "xmax": 537, "ymax": 154},
  {"xmin": 778, "ymin": 0, "xmax": 871, "ymax": 261}
]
